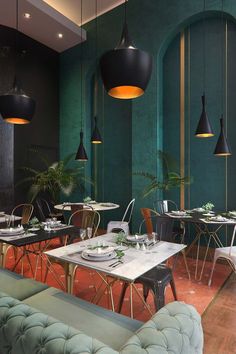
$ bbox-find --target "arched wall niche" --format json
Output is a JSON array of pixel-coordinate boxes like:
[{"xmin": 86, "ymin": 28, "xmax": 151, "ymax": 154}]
[{"xmin": 159, "ymin": 12, "xmax": 236, "ymax": 214}]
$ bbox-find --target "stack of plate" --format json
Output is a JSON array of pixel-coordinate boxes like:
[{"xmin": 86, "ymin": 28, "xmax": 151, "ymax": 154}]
[
  {"xmin": 208, "ymin": 216, "xmax": 228, "ymax": 222},
  {"xmin": 126, "ymin": 234, "xmax": 147, "ymax": 243},
  {"xmin": 82, "ymin": 246, "xmax": 116, "ymax": 261},
  {"xmin": 170, "ymin": 210, "xmax": 187, "ymax": 216},
  {"xmin": 0, "ymin": 212, "xmax": 5, "ymax": 217},
  {"xmin": 0, "ymin": 227, "xmax": 25, "ymax": 237}
]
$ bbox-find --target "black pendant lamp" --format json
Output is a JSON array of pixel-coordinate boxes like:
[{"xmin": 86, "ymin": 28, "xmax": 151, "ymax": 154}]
[
  {"xmin": 76, "ymin": 131, "xmax": 88, "ymax": 161},
  {"xmin": 0, "ymin": 0, "xmax": 35, "ymax": 124},
  {"xmin": 91, "ymin": 116, "xmax": 102, "ymax": 144},
  {"xmin": 214, "ymin": 116, "xmax": 231, "ymax": 156},
  {"xmin": 195, "ymin": 94, "xmax": 214, "ymax": 137},
  {"xmin": 75, "ymin": 0, "xmax": 88, "ymax": 161},
  {"xmin": 0, "ymin": 77, "xmax": 35, "ymax": 124},
  {"xmin": 91, "ymin": 1, "xmax": 102, "ymax": 144},
  {"xmin": 100, "ymin": 1, "xmax": 152, "ymax": 99}
]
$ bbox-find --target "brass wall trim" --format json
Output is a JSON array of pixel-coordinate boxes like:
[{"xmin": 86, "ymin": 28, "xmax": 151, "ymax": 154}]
[{"xmin": 180, "ymin": 31, "xmax": 185, "ymax": 209}]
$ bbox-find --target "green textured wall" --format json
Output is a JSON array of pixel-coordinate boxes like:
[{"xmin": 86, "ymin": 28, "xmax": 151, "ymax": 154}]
[{"xmin": 60, "ymin": 0, "xmax": 236, "ymax": 233}]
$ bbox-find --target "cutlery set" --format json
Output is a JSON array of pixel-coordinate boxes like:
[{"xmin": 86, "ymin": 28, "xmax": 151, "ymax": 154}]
[{"xmin": 109, "ymin": 260, "xmax": 123, "ymax": 268}]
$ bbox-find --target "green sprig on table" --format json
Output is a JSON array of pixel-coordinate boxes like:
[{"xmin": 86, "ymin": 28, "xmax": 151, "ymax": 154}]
[{"xmin": 115, "ymin": 249, "xmax": 125, "ymax": 261}]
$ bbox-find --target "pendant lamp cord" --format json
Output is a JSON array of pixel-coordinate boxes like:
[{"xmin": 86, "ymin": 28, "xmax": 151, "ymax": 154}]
[
  {"xmin": 80, "ymin": 0, "xmax": 83, "ymax": 131},
  {"xmin": 203, "ymin": 0, "xmax": 206, "ymax": 95},
  {"xmin": 15, "ymin": 0, "xmax": 19, "ymax": 87},
  {"xmin": 95, "ymin": 0, "xmax": 98, "ymax": 117},
  {"xmin": 221, "ymin": 0, "xmax": 224, "ymax": 117},
  {"xmin": 124, "ymin": 0, "xmax": 127, "ymax": 24}
]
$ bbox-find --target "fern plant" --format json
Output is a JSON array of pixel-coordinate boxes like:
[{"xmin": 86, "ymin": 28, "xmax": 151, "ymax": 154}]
[
  {"xmin": 134, "ymin": 150, "xmax": 192, "ymax": 198},
  {"xmin": 16, "ymin": 150, "xmax": 91, "ymax": 204}
]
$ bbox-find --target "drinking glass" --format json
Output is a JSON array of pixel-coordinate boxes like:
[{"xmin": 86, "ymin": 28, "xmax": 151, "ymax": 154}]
[
  {"xmin": 80, "ymin": 228, "xmax": 86, "ymax": 241},
  {"xmin": 87, "ymin": 227, "xmax": 93, "ymax": 240},
  {"xmin": 4, "ymin": 215, "xmax": 10, "ymax": 228}
]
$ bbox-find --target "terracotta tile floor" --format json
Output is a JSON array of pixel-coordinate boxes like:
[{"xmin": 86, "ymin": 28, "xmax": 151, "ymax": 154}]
[
  {"xmin": 5, "ymin": 240, "xmax": 231, "ymax": 322},
  {"xmin": 202, "ymin": 273, "xmax": 236, "ymax": 354}
]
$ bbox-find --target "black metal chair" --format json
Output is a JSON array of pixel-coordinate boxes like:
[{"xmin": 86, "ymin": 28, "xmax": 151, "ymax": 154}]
[
  {"xmin": 118, "ymin": 215, "xmax": 177, "ymax": 312},
  {"xmin": 35, "ymin": 198, "xmax": 64, "ymax": 222}
]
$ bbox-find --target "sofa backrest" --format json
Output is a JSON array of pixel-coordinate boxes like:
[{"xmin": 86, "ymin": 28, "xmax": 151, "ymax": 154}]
[
  {"xmin": 0, "ymin": 293, "xmax": 117, "ymax": 354},
  {"xmin": 0, "ymin": 292, "xmax": 203, "ymax": 354}
]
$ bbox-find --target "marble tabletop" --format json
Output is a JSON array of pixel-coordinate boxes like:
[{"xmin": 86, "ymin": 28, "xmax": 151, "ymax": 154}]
[
  {"xmin": 54, "ymin": 202, "xmax": 120, "ymax": 212},
  {"xmin": 45, "ymin": 233, "xmax": 186, "ymax": 282}
]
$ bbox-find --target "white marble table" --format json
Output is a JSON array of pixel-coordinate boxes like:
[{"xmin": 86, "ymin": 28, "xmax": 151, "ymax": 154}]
[
  {"xmin": 45, "ymin": 233, "xmax": 185, "ymax": 282},
  {"xmin": 0, "ymin": 214, "xmax": 22, "ymax": 224},
  {"xmin": 54, "ymin": 202, "xmax": 120, "ymax": 212},
  {"xmin": 45, "ymin": 233, "xmax": 185, "ymax": 317}
]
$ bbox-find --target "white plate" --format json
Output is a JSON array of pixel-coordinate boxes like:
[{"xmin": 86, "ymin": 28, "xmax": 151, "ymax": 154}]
[
  {"xmin": 192, "ymin": 208, "xmax": 205, "ymax": 212},
  {"xmin": 28, "ymin": 227, "xmax": 40, "ymax": 231},
  {"xmin": 208, "ymin": 217, "xmax": 228, "ymax": 222},
  {"xmin": 126, "ymin": 234, "xmax": 147, "ymax": 242},
  {"xmin": 84, "ymin": 246, "xmax": 114, "ymax": 257},
  {"xmin": 87, "ymin": 201, "xmax": 97, "ymax": 204},
  {"xmin": 171, "ymin": 211, "xmax": 187, "ymax": 216},
  {"xmin": 100, "ymin": 203, "xmax": 117, "ymax": 207},
  {"xmin": 0, "ymin": 228, "xmax": 25, "ymax": 236},
  {"xmin": 0, "ymin": 212, "xmax": 5, "ymax": 216},
  {"xmin": 81, "ymin": 251, "xmax": 117, "ymax": 262}
]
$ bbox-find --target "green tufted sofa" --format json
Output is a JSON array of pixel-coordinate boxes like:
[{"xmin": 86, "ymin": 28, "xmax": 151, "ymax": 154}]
[{"xmin": 0, "ymin": 268, "xmax": 204, "ymax": 354}]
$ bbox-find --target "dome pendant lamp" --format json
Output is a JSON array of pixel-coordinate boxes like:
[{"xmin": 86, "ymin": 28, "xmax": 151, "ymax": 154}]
[
  {"xmin": 214, "ymin": 116, "xmax": 231, "ymax": 156},
  {"xmin": 100, "ymin": 0, "xmax": 152, "ymax": 99},
  {"xmin": 75, "ymin": 0, "xmax": 88, "ymax": 161},
  {"xmin": 0, "ymin": 0, "xmax": 35, "ymax": 124},
  {"xmin": 195, "ymin": 94, "xmax": 214, "ymax": 137}
]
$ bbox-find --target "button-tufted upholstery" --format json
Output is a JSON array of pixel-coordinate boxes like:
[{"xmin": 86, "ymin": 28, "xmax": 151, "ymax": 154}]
[
  {"xmin": 0, "ymin": 292, "xmax": 203, "ymax": 354},
  {"xmin": 120, "ymin": 301, "xmax": 203, "ymax": 354}
]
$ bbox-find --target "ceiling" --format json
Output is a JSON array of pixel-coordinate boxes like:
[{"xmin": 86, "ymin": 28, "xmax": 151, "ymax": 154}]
[{"xmin": 0, "ymin": 0, "xmax": 125, "ymax": 52}]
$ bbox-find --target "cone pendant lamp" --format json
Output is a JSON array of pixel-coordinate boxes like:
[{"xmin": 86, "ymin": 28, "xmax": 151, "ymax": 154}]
[
  {"xmin": 195, "ymin": 94, "xmax": 214, "ymax": 137},
  {"xmin": 76, "ymin": 131, "xmax": 88, "ymax": 161},
  {"xmin": 75, "ymin": 0, "xmax": 88, "ymax": 161},
  {"xmin": 100, "ymin": 1, "xmax": 152, "ymax": 99},
  {"xmin": 214, "ymin": 116, "xmax": 231, "ymax": 156},
  {"xmin": 91, "ymin": 116, "xmax": 102, "ymax": 144}
]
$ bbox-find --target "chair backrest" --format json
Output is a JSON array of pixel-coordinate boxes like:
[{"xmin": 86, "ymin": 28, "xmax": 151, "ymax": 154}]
[
  {"xmin": 68, "ymin": 209, "xmax": 100, "ymax": 237},
  {"xmin": 155, "ymin": 215, "xmax": 174, "ymax": 242},
  {"xmin": 122, "ymin": 198, "xmax": 135, "ymax": 223},
  {"xmin": 11, "ymin": 204, "xmax": 34, "ymax": 225},
  {"xmin": 229, "ymin": 225, "xmax": 236, "ymax": 256},
  {"xmin": 35, "ymin": 198, "xmax": 52, "ymax": 222},
  {"xmin": 153, "ymin": 200, "xmax": 178, "ymax": 214},
  {"xmin": 140, "ymin": 208, "xmax": 160, "ymax": 234}
]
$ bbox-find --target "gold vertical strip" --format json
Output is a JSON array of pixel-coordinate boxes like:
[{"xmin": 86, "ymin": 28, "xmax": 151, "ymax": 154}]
[
  {"xmin": 225, "ymin": 20, "xmax": 228, "ymax": 212},
  {"xmin": 94, "ymin": 78, "xmax": 98, "ymax": 200},
  {"xmin": 180, "ymin": 31, "xmax": 185, "ymax": 209}
]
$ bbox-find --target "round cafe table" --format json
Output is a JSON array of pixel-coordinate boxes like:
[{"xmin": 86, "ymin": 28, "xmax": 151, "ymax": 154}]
[{"xmin": 54, "ymin": 202, "xmax": 120, "ymax": 212}]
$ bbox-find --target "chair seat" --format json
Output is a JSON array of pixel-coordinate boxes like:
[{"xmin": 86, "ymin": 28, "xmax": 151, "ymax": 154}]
[
  {"xmin": 215, "ymin": 246, "xmax": 236, "ymax": 264},
  {"xmin": 138, "ymin": 265, "xmax": 173, "ymax": 284}
]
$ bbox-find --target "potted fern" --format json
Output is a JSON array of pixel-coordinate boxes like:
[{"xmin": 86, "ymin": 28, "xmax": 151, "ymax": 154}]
[
  {"xmin": 134, "ymin": 150, "xmax": 191, "ymax": 197},
  {"xmin": 17, "ymin": 150, "xmax": 91, "ymax": 204}
]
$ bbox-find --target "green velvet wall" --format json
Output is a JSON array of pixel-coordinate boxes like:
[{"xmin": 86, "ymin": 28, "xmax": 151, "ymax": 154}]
[{"xmin": 60, "ymin": 0, "xmax": 236, "ymax": 233}]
